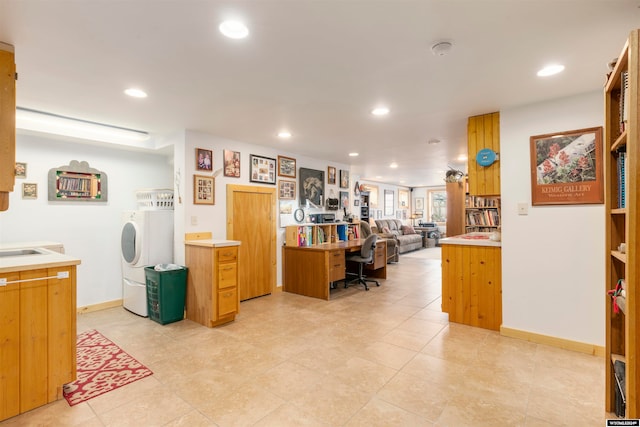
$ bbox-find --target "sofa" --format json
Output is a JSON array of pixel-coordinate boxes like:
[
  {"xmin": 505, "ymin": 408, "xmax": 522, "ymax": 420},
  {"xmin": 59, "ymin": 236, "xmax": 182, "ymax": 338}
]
[
  {"xmin": 373, "ymin": 219, "xmax": 423, "ymax": 254},
  {"xmin": 360, "ymin": 221, "xmax": 399, "ymax": 263}
]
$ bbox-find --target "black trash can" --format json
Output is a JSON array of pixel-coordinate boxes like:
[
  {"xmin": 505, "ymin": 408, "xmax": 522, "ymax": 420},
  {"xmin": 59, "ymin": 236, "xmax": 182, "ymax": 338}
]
[{"xmin": 144, "ymin": 265, "xmax": 188, "ymax": 325}]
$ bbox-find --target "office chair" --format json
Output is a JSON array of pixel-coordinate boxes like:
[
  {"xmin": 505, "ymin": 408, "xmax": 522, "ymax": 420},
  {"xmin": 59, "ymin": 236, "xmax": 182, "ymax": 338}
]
[{"xmin": 345, "ymin": 234, "xmax": 380, "ymax": 291}]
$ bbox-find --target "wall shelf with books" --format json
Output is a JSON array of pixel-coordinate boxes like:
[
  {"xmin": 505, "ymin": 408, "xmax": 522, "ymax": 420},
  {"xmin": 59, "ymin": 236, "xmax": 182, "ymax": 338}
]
[
  {"xmin": 285, "ymin": 222, "xmax": 360, "ymax": 247},
  {"xmin": 465, "ymin": 195, "xmax": 500, "ymax": 233},
  {"xmin": 604, "ymin": 29, "xmax": 638, "ymax": 419}
]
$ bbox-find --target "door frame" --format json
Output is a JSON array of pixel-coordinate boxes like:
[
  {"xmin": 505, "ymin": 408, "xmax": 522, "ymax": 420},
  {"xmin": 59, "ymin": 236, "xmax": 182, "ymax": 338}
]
[{"xmin": 226, "ymin": 184, "xmax": 277, "ymax": 296}]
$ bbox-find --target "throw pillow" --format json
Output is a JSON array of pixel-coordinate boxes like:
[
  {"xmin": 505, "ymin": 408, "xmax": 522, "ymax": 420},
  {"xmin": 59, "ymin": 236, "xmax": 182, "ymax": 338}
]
[
  {"xmin": 402, "ymin": 225, "xmax": 416, "ymax": 235},
  {"xmin": 382, "ymin": 226, "xmax": 391, "ymax": 234}
]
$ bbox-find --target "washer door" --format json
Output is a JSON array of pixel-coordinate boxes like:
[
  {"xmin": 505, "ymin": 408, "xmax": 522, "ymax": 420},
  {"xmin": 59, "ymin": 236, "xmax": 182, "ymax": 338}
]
[{"xmin": 121, "ymin": 221, "xmax": 141, "ymax": 265}]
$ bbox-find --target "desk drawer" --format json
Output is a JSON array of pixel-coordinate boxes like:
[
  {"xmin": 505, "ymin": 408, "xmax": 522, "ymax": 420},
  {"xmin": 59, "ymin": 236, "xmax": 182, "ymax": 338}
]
[
  {"xmin": 328, "ymin": 250, "xmax": 345, "ymax": 282},
  {"xmin": 372, "ymin": 243, "xmax": 386, "ymax": 269}
]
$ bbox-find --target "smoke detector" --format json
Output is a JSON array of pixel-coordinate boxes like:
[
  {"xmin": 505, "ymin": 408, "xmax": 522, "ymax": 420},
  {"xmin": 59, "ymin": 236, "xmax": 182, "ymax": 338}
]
[{"xmin": 431, "ymin": 41, "xmax": 453, "ymax": 56}]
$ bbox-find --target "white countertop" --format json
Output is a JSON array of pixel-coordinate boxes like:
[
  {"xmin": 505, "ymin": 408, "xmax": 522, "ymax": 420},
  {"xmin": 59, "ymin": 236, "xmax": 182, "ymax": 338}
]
[
  {"xmin": 439, "ymin": 232, "xmax": 502, "ymax": 247},
  {"xmin": 0, "ymin": 247, "xmax": 81, "ymax": 274},
  {"xmin": 184, "ymin": 239, "xmax": 241, "ymax": 247},
  {"xmin": 0, "ymin": 241, "xmax": 64, "ymax": 251}
]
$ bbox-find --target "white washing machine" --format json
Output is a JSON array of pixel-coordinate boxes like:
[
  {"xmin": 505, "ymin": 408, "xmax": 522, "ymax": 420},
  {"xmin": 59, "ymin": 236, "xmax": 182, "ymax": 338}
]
[{"xmin": 121, "ymin": 210, "xmax": 174, "ymax": 316}]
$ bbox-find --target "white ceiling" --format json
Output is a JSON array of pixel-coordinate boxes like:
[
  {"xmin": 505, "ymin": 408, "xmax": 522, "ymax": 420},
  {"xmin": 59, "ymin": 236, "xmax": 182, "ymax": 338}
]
[{"xmin": 1, "ymin": 0, "xmax": 639, "ymax": 187}]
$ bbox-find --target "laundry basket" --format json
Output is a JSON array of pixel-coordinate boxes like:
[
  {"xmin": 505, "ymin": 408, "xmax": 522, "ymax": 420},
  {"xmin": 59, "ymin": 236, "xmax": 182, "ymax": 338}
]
[
  {"xmin": 136, "ymin": 189, "xmax": 174, "ymax": 210},
  {"xmin": 144, "ymin": 265, "xmax": 187, "ymax": 325}
]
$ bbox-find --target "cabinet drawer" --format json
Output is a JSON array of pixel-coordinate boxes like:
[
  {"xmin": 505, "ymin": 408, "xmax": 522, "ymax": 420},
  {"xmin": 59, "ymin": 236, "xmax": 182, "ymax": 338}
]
[
  {"xmin": 328, "ymin": 250, "xmax": 345, "ymax": 282},
  {"xmin": 218, "ymin": 263, "xmax": 237, "ymax": 288},
  {"xmin": 218, "ymin": 288, "xmax": 238, "ymax": 317},
  {"xmin": 217, "ymin": 247, "xmax": 237, "ymax": 263},
  {"xmin": 373, "ymin": 244, "xmax": 385, "ymax": 269}
]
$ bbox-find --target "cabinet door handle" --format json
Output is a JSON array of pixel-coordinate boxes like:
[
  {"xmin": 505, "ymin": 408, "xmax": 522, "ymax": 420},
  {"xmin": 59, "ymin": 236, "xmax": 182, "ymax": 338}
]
[
  {"xmin": 222, "ymin": 266, "xmax": 233, "ymax": 271},
  {"xmin": 223, "ymin": 292, "xmax": 233, "ymax": 298}
]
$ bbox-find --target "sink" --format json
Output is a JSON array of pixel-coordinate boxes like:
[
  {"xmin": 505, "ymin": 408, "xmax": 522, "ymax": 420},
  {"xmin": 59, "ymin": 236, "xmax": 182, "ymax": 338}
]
[{"xmin": 0, "ymin": 248, "xmax": 48, "ymax": 257}]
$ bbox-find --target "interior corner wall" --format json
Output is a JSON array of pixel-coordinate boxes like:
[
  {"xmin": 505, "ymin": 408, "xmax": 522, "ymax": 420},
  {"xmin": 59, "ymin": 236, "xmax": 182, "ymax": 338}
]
[
  {"xmin": 0, "ymin": 133, "xmax": 173, "ymax": 308},
  {"xmin": 500, "ymin": 90, "xmax": 604, "ymax": 346}
]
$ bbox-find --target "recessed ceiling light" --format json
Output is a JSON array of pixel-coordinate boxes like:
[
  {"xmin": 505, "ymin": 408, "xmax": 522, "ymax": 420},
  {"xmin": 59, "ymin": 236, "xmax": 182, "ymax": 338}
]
[
  {"xmin": 278, "ymin": 131, "xmax": 291, "ymax": 139},
  {"xmin": 457, "ymin": 155, "xmax": 468, "ymax": 161},
  {"xmin": 371, "ymin": 107, "xmax": 390, "ymax": 116},
  {"xmin": 219, "ymin": 20, "xmax": 249, "ymax": 39},
  {"xmin": 124, "ymin": 88, "xmax": 147, "ymax": 98},
  {"xmin": 375, "ymin": 176, "xmax": 382, "ymax": 179},
  {"xmin": 349, "ymin": 152, "xmax": 359, "ymax": 157},
  {"xmin": 537, "ymin": 64, "xmax": 565, "ymax": 77},
  {"xmin": 390, "ymin": 162, "xmax": 398, "ymax": 168},
  {"xmin": 427, "ymin": 138, "xmax": 440, "ymax": 144}
]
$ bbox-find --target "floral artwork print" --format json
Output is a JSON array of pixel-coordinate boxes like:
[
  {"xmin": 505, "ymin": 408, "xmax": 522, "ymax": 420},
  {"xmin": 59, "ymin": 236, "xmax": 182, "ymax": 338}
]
[
  {"xmin": 529, "ymin": 127, "xmax": 603, "ymax": 206},
  {"xmin": 535, "ymin": 133, "xmax": 597, "ymax": 184}
]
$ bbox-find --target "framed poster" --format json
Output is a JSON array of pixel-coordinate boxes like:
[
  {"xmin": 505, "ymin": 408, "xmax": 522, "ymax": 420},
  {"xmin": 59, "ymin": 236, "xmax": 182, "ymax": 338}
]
[
  {"xmin": 327, "ymin": 166, "xmax": 336, "ymax": 185},
  {"xmin": 250, "ymin": 154, "xmax": 276, "ymax": 184},
  {"xmin": 529, "ymin": 126, "xmax": 603, "ymax": 205},
  {"xmin": 278, "ymin": 180, "xmax": 296, "ymax": 199},
  {"xmin": 196, "ymin": 148, "xmax": 213, "ymax": 171},
  {"xmin": 193, "ymin": 174, "xmax": 214, "ymax": 205},
  {"xmin": 299, "ymin": 167, "xmax": 324, "ymax": 206},
  {"xmin": 277, "ymin": 155, "xmax": 296, "ymax": 178},
  {"xmin": 339, "ymin": 169, "xmax": 349, "ymax": 189},
  {"xmin": 340, "ymin": 191, "xmax": 349, "ymax": 208},
  {"xmin": 223, "ymin": 149, "xmax": 240, "ymax": 178},
  {"xmin": 415, "ymin": 197, "xmax": 424, "ymax": 210}
]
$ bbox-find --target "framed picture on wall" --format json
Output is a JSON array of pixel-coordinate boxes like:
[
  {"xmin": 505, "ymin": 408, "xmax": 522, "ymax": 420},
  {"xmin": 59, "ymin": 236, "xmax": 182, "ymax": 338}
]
[
  {"xmin": 340, "ymin": 191, "xmax": 349, "ymax": 208},
  {"xmin": 327, "ymin": 166, "xmax": 336, "ymax": 185},
  {"xmin": 196, "ymin": 148, "xmax": 213, "ymax": 171},
  {"xmin": 415, "ymin": 197, "xmax": 424, "ymax": 210},
  {"xmin": 193, "ymin": 174, "xmax": 214, "ymax": 205},
  {"xmin": 15, "ymin": 162, "xmax": 26, "ymax": 178},
  {"xmin": 529, "ymin": 126, "xmax": 603, "ymax": 205},
  {"xmin": 299, "ymin": 167, "xmax": 325, "ymax": 206},
  {"xmin": 277, "ymin": 155, "xmax": 296, "ymax": 178},
  {"xmin": 22, "ymin": 182, "xmax": 37, "ymax": 199},
  {"xmin": 223, "ymin": 149, "xmax": 241, "ymax": 178},
  {"xmin": 250, "ymin": 154, "xmax": 276, "ymax": 184},
  {"xmin": 278, "ymin": 180, "xmax": 296, "ymax": 199},
  {"xmin": 339, "ymin": 169, "xmax": 349, "ymax": 189}
]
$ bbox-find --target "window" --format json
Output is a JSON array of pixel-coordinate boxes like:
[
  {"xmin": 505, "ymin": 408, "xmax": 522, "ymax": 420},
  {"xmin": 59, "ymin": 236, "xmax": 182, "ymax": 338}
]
[{"xmin": 427, "ymin": 188, "xmax": 446, "ymax": 223}]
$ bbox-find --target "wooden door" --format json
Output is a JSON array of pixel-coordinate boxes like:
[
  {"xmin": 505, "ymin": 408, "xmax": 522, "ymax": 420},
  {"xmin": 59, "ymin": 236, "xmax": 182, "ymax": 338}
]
[{"xmin": 226, "ymin": 185, "xmax": 276, "ymax": 301}]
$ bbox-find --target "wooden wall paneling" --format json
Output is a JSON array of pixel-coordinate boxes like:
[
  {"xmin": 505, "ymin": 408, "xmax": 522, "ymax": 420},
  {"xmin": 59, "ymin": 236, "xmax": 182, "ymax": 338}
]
[{"xmin": 468, "ymin": 112, "xmax": 500, "ymax": 196}]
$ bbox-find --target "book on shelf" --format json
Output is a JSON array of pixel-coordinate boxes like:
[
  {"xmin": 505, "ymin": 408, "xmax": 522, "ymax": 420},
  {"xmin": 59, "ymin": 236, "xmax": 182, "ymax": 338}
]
[{"xmin": 617, "ymin": 149, "xmax": 627, "ymax": 208}]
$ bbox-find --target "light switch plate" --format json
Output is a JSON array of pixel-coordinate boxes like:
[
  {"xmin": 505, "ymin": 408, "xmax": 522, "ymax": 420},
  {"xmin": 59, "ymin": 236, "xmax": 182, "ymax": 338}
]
[{"xmin": 517, "ymin": 202, "xmax": 528, "ymax": 215}]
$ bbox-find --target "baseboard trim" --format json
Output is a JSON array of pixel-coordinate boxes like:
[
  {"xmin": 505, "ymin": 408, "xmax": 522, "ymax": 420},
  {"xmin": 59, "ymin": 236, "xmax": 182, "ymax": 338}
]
[
  {"xmin": 77, "ymin": 299, "xmax": 122, "ymax": 314},
  {"xmin": 500, "ymin": 326, "xmax": 605, "ymax": 357}
]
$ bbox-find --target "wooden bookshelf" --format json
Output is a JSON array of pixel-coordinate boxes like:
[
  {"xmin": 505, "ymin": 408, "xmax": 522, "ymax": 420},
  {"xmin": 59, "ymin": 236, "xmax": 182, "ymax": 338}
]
[{"xmin": 604, "ymin": 29, "xmax": 639, "ymax": 418}]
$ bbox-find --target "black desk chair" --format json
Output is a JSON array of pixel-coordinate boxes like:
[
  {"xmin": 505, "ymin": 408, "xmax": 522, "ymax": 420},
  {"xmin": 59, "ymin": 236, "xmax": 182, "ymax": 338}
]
[{"xmin": 345, "ymin": 234, "xmax": 380, "ymax": 291}]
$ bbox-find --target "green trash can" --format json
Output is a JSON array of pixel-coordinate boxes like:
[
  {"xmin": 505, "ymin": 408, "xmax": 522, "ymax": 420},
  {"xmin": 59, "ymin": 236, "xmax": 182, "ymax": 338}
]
[{"xmin": 144, "ymin": 265, "xmax": 188, "ymax": 325}]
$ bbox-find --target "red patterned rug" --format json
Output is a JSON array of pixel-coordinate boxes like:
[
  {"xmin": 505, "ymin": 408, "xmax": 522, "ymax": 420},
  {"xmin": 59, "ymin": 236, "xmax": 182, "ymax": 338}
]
[{"xmin": 63, "ymin": 329, "xmax": 153, "ymax": 406}]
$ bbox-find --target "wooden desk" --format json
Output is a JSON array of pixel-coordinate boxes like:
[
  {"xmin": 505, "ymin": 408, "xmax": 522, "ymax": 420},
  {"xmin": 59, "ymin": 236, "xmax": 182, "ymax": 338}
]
[{"xmin": 282, "ymin": 239, "xmax": 386, "ymax": 300}]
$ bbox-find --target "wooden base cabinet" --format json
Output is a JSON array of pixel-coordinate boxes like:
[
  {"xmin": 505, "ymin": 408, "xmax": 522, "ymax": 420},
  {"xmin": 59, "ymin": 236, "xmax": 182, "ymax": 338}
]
[
  {"xmin": 185, "ymin": 241, "xmax": 240, "ymax": 328},
  {"xmin": 0, "ymin": 265, "xmax": 77, "ymax": 421},
  {"xmin": 441, "ymin": 244, "xmax": 502, "ymax": 331}
]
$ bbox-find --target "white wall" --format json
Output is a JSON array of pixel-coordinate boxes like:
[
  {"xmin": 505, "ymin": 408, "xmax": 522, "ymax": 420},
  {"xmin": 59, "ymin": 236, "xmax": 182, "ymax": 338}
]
[
  {"xmin": 501, "ymin": 90, "xmax": 605, "ymax": 346},
  {"xmin": 0, "ymin": 133, "xmax": 173, "ymax": 308}
]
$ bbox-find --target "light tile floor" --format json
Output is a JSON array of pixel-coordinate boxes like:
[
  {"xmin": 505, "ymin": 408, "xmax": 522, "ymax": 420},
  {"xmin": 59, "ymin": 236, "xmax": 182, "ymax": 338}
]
[{"xmin": 1, "ymin": 248, "xmax": 607, "ymax": 426}]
